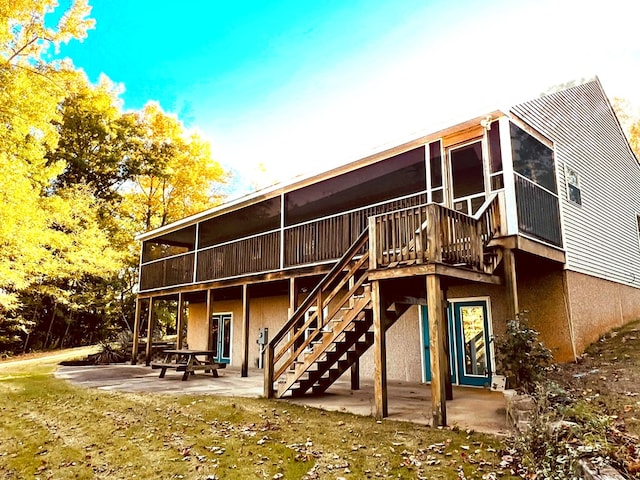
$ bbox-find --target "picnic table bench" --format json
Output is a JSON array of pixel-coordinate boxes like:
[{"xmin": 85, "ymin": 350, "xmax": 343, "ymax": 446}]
[{"xmin": 151, "ymin": 349, "xmax": 226, "ymax": 381}]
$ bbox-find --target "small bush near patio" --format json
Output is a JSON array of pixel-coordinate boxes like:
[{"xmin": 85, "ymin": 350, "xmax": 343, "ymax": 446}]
[{"xmin": 495, "ymin": 312, "xmax": 554, "ymax": 393}]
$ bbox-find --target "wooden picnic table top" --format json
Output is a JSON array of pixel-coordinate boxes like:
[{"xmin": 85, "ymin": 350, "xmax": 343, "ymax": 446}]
[{"xmin": 162, "ymin": 349, "xmax": 215, "ymax": 356}]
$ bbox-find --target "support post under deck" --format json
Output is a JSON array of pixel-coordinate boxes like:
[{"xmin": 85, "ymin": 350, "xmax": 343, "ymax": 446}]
[
  {"xmin": 241, "ymin": 284, "xmax": 250, "ymax": 377},
  {"xmin": 503, "ymin": 248, "xmax": 519, "ymax": 320},
  {"xmin": 206, "ymin": 290, "xmax": 213, "ymax": 350},
  {"xmin": 351, "ymin": 359, "xmax": 360, "ymax": 390},
  {"xmin": 372, "ymin": 279, "xmax": 388, "ymax": 418},
  {"xmin": 427, "ymin": 274, "xmax": 447, "ymax": 427},
  {"xmin": 131, "ymin": 298, "xmax": 141, "ymax": 365},
  {"xmin": 176, "ymin": 293, "xmax": 184, "ymax": 350},
  {"xmin": 145, "ymin": 297, "xmax": 154, "ymax": 366}
]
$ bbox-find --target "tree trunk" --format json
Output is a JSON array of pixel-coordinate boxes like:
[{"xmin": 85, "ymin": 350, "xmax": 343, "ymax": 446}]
[
  {"xmin": 44, "ymin": 302, "xmax": 58, "ymax": 350},
  {"xmin": 60, "ymin": 312, "xmax": 73, "ymax": 349}
]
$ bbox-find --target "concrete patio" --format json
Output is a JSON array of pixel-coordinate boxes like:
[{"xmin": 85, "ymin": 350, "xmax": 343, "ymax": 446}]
[{"xmin": 55, "ymin": 364, "xmax": 510, "ymax": 436}]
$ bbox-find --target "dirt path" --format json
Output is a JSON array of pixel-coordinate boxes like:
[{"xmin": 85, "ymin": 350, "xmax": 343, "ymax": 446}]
[{"xmin": 0, "ymin": 346, "xmax": 99, "ymax": 369}]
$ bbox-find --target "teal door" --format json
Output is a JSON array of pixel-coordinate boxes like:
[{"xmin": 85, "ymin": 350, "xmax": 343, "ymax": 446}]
[
  {"xmin": 422, "ymin": 300, "xmax": 492, "ymax": 387},
  {"xmin": 211, "ymin": 313, "xmax": 232, "ymax": 364}
]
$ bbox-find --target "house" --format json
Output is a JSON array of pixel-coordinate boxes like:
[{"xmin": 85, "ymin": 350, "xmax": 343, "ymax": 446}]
[{"xmin": 132, "ymin": 78, "xmax": 640, "ymax": 425}]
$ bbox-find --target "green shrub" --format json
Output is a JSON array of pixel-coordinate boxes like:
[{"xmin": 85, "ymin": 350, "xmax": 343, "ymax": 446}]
[{"xmin": 496, "ymin": 312, "xmax": 553, "ymax": 393}]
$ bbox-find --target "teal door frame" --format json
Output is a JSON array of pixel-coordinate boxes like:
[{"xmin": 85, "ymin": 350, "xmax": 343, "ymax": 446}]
[
  {"xmin": 211, "ymin": 312, "xmax": 232, "ymax": 364},
  {"xmin": 421, "ymin": 298, "xmax": 493, "ymax": 387},
  {"xmin": 422, "ymin": 306, "xmax": 456, "ymax": 384}
]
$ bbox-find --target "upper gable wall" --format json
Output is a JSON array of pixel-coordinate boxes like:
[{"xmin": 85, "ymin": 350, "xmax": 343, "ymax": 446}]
[{"xmin": 511, "ymin": 80, "xmax": 640, "ymax": 289}]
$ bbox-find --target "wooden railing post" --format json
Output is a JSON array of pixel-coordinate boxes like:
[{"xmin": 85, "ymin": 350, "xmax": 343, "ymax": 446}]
[
  {"xmin": 368, "ymin": 216, "xmax": 378, "ymax": 270},
  {"xmin": 426, "ymin": 204, "xmax": 442, "ymax": 263},
  {"xmin": 497, "ymin": 191, "xmax": 508, "ymax": 237},
  {"xmin": 475, "ymin": 217, "xmax": 484, "ymax": 270},
  {"xmin": 264, "ymin": 344, "xmax": 274, "ymax": 398}
]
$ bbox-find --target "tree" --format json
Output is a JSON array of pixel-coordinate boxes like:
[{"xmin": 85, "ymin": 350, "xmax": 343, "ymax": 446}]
[
  {"xmin": 122, "ymin": 102, "xmax": 227, "ymax": 231},
  {"xmin": 0, "ymin": 1, "xmax": 228, "ymax": 353},
  {"xmin": 611, "ymin": 97, "xmax": 640, "ymax": 159},
  {"xmin": 0, "ymin": 0, "xmax": 96, "ymax": 349},
  {"xmin": 0, "ymin": 1, "xmax": 94, "ymax": 311},
  {"xmin": 1, "ymin": 0, "xmax": 94, "ymax": 64},
  {"xmin": 47, "ymin": 72, "xmax": 135, "ymax": 201}
]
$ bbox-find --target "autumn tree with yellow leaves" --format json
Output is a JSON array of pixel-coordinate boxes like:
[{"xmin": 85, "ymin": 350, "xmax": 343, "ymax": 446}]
[{"xmin": 0, "ymin": 1, "xmax": 227, "ymax": 352}]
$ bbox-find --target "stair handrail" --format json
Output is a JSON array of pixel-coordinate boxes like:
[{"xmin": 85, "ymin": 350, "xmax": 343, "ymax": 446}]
[
  {"xmin": 265, "ymin": 228, "xmax": 369, "ymax": 397},
  {"xmin": 472, "ymin": 192, "xmax": 502, "ymax": 241}
]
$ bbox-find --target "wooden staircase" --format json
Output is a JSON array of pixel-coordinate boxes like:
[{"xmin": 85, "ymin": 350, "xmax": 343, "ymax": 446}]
[
  {"xmin": 265, "ymin": 229, "xmax": 377, "ymax": 398},
  {"xmin": 265, "ymin": 194, "xmax": 504, "ymax": 399}
]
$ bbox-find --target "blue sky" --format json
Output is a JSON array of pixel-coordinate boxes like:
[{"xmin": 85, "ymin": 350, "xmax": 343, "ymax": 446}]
[{"xmin": 54, "ymin": 0, "xmax": 640, "ymax": 195}]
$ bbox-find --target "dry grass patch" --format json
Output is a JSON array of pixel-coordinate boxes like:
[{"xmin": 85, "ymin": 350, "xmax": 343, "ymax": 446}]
[{"xmin": 0, "ymin": 357, "xmax": 518, "ymax": 479}]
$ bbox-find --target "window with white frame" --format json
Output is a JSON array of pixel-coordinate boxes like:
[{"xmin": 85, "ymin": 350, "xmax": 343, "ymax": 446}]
[{"xmin": 566, "ymin": 166, "xmax": 582, "ymax": 206}]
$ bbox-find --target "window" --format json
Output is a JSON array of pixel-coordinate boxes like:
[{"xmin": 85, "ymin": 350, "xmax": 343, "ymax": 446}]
[
  {"xmin": 450, "ymin": 141, "xmax": 485, "ymax": 199},
  {"xmin": 142, "ymin": 225, "xmax": 196, "ymax": 262},
  {"xmin": 198, "ymin": 197, "xmax": 281, "ymax": 248},
  {"xmin": 285, "ymin": 147, "xmax": 426, "ymax": 226},
  {"xmin": 565, "ymin": 166, "xmax": 582, "ymax": 206},
  {"xmin": 510, "ymin": 123, "xmax": 557, "ymax": 193},
  {"xmin": 636, "ymin": 215, "xmax": 640, "ymax": 252}
]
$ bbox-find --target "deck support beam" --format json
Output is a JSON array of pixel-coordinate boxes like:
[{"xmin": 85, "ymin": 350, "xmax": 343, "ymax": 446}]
[
  {"xmin": 351, "ymin": 359, "xmax": 360, "ymax": 390},
  {"xmin": 241, "ymin": 284, "xmax": 250, "ymax": 377},
  {"xmin": 176, "ymin": 293, "xmax": 185, "ymax": 350},
  {"xmin": 289, "ymin": 277, "xmax": 298, "ymax": 316},
  {"xmin": 145, "ymin": 297, "xmax": 154, "ymax": 366},
  {"xmin": 131, "ymin": 298, "xmax": 141, "ymax": 365},
  {"xmin": 372, "ymin": 279, "xmax": 388, "ymax": 418},
  {"xmin": 503, "ymin": 248, "xmax": 519, "ymax": 320},
  {"xmin": 427, "ymin": 274, "xmax": 447, "ymax": 427},
  {"xmin": 206, "ymin": 290, "xmax": 214, "ymax": 350}
]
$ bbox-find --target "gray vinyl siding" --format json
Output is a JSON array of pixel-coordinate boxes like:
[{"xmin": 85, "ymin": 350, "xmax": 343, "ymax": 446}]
[{"xmin": 511, "ymin": 80, "xmax": 640, "ymax": 288}]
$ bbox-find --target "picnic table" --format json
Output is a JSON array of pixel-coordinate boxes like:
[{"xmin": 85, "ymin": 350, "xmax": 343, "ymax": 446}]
[{"xmin": 151, "ymin": 349, "xmax": 226, "ymax": 381}]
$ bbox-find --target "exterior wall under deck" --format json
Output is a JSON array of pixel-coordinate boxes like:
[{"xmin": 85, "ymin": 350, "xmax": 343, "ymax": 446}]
[
  {"xmin": 185, "ymin": 297, "xmax": 289, "ymax": 368},
  {"xmin": 179, "ymin": 259, "xmax": 580, "ymax": 384}
]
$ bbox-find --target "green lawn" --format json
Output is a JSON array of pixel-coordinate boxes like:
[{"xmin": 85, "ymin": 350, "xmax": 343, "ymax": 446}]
[{"xmin": 0, "ymin": 350, "xmax": 517, "ymax": 479}]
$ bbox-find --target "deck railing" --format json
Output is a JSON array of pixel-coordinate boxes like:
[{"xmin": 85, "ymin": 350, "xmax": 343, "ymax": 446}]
[
  {"xmin": 283, "ymin": 193, "xmax": 427, "ymax": 267},
  {"xmin": 369, "ymin": 194, "xmax": 502, "ymax": 272},
  {"xmin": 196, "ymin": 231, "xmax": 280, "ymax": 282},
  {"xmin": 138, "ymin": 191, "xmax": 505, "ymax": 291},
  {"xmin": 139, "ymin": 192, "xmax": 426, "ymax": 291},
  {"xmin": 514, "ymin": 174, "xmax": 562, "ymax": 247},
  {"xmin": 139, "ymin": 252, "xmax": 195, "ymax": 291}
]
